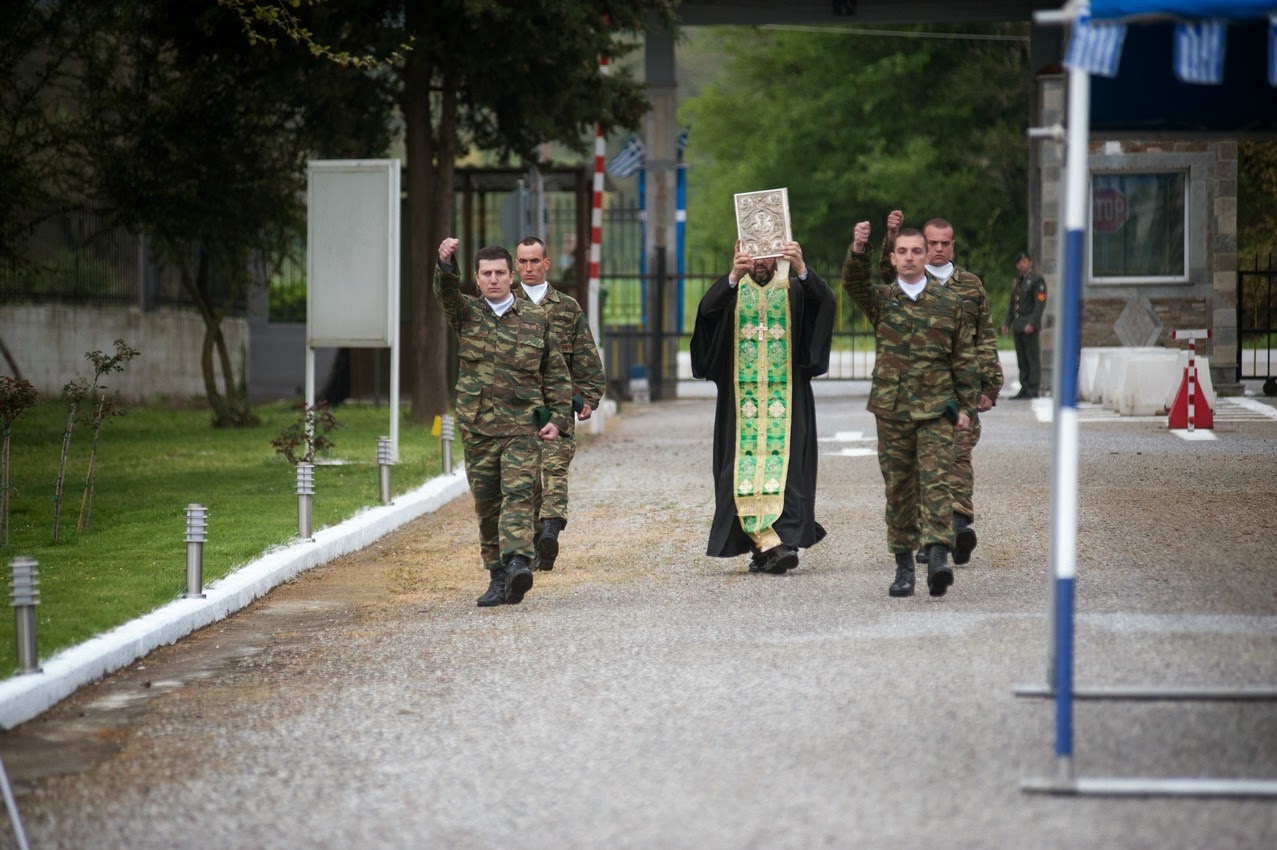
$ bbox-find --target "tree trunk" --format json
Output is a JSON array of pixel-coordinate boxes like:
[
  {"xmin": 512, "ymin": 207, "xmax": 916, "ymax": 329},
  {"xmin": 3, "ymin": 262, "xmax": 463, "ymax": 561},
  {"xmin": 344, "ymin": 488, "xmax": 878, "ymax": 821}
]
[
  {"xmin": 403, "ymin": 56, "xmax": 453, "ymax": 425},
  {"xmin": 183, "ymin": 246, "xmax": 257, "ymax": 428}
]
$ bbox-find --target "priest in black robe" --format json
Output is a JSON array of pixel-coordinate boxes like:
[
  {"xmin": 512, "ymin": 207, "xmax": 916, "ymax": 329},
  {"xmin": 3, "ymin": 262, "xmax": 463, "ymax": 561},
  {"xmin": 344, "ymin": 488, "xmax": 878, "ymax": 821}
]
[{"xmin": 690, "ymin": 240, "xmax": 836, "ymax": 574}]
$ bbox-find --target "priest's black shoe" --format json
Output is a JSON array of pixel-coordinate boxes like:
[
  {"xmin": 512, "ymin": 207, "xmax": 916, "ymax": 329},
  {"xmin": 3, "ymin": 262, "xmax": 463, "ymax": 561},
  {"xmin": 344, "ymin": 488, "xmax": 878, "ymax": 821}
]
[
  {"xmin": 535, "ymin": 518, "xmax": 565, "ymax": 571},
  {"xmin": 927, "ymin": 544, "xmax": 954, "ymax": 597},
  {"xmin": 953, "ymin": 512, "xmax": 977, "ymax": 565},
  {"xmin": 889, "ymin": 552, "xmax": 915, "ymax": 597},
  {"xmin": 748, "ymin": 549, "xmax": 767, "ymax": 573},
  {"xmin": 505, "ymin": 556, "xmax": 534, "ymax": 605},
  {"xmin": 761, "ymin": 545, "xmax": 799, "ymax": 574},
  {"xmin": 477, "ymin": 568, "xmax": 508, "ymax": 607}
]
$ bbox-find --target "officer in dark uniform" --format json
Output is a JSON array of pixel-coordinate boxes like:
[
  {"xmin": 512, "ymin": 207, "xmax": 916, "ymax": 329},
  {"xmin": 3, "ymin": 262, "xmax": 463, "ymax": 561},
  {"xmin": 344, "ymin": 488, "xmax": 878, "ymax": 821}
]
[{"xmin": 1001, "ymin": 251, "xmax": 1047, "ymax": 398}]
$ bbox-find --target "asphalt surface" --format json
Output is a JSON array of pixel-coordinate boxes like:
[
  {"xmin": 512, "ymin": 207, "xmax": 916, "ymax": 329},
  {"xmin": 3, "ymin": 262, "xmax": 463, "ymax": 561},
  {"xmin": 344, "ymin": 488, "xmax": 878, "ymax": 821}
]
[{"xmin": 1, "ymin": 387, "xmax": 1276, "ymax": 849}]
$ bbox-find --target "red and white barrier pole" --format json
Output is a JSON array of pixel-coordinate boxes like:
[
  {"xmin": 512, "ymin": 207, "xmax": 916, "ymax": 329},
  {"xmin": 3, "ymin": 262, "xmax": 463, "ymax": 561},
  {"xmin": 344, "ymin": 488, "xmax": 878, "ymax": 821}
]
[
  {"xmin": 587, "ymin": 52, "xmax": 608, "ymax": 434},
  {"xmin": 1170, "ymin": 328, "xmax": 1212, "ymax": 431}
]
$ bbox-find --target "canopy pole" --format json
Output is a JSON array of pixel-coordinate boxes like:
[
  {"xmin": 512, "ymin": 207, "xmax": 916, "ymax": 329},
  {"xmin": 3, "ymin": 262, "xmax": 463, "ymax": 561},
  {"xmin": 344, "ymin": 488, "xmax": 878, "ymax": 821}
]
[{"xmin": 1048, "ymin": 20, "xmax": 1094, "ymax": 782}]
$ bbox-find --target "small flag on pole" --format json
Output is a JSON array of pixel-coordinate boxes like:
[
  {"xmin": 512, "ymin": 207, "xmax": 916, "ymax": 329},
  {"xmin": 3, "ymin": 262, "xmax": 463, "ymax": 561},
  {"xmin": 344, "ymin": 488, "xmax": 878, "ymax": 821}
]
[
  {"xmin": 676, "ymin": 127, "xmax": 690, "ymax": 158},
  {"xmin": 606, "ymin": 135, "xmax": 645, "ymax": 178},
  {"xmin": 1174, "ymin": 20, "xmax": 1227, "ymax": 84},
  {"xmin": 1269, "ymin": 14, "xmax": 1277, "ymax": 86},
  {"xmin": 1065, "ymin": 14, "xmax": 1127, "ymax": 77}
]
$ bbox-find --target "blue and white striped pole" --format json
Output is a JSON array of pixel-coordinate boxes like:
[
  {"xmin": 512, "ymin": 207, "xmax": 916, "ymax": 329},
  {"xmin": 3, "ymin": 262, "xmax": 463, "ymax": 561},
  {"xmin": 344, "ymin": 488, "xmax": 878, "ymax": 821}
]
[
  {"xmin": 1050, "ymin": 31, "xmax": 1093, "ymax": 782},
  {"xmin": 675, "ymin": 144, "xmax": 687, "ymax": 333},
  {"xmin": 639, "ymin": 164, "xmax": 648, "ymax": 326}
]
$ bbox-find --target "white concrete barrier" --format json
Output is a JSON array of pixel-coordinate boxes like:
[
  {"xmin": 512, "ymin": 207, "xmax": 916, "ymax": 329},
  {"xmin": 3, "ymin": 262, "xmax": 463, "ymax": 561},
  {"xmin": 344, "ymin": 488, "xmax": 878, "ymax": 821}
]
[{"xmin": 1116, "ymin": 352, "xmax": 1181, "ymax": 415}]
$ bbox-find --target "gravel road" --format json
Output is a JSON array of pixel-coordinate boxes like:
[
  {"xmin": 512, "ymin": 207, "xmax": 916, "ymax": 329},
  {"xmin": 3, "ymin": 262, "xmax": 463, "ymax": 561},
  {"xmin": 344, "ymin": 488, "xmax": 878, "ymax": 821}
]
[{"xmin": 1, "ymin": 391, "xmax": 1275, "ymax": 849}]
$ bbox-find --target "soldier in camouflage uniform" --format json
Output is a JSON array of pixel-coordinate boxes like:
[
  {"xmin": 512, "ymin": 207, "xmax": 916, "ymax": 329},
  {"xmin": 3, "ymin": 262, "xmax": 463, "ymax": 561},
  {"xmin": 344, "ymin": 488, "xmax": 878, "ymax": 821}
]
[
  {"xmin": 877, "ymin": 212, "xmax": 1004, "ymax": 568},
  {"xmin": 843, "ymin": 221, "xmax": 979, "ymax": 598},
  {"xmin": 435, "ymin": 237, "xmax": 573, "ymax": 607},
  {"xmin": 1001, "ymin": 251, "xmax": 1048, "ymax": 398},
  {"xmin": 513, "ymin": 236, "xmax": 606, "ymax": 571}
]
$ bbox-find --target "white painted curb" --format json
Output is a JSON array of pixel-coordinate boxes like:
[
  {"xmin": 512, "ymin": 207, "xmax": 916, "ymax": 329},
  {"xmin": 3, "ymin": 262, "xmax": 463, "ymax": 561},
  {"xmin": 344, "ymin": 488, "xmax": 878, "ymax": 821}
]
[{"xmin": 0, "ymin": 470, "xmax": 469, "ymax": 731}]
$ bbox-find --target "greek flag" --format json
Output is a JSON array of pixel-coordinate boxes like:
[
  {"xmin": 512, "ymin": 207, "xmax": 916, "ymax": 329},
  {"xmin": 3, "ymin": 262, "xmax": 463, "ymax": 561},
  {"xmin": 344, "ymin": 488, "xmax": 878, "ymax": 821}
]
[
  {"xmin": 1065, "ymin": 14, "xmax": 1127, "ymax": 77},
  {"xmin": 1269, "ymin": 13, "xmax": 1277, "ymax": 86},
  {"xmin": 606, "ymin": 135, "xmax": 644, "ymax": 178},
  {"xmin": 1174, "ymin": 20, "xmax": 1227, "ymax": 84}
]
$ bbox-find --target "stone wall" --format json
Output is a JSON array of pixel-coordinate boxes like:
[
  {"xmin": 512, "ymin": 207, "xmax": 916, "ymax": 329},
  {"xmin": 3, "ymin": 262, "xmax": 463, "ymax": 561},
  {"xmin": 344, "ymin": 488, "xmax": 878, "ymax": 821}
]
[{"xmin": 0, "ymin": 305, "xmax": 247, "ymax": 403}]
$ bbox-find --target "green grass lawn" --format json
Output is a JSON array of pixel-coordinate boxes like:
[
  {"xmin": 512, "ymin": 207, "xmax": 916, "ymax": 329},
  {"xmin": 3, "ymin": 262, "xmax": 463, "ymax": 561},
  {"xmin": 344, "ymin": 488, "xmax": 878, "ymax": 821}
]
[{"xmin": 0, "ymin": 400, "xmax": 443, "ymax": 678}]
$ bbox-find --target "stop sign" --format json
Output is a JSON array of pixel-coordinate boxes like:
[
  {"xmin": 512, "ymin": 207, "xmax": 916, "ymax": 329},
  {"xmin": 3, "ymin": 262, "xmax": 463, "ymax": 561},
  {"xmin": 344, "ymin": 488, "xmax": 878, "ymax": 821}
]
[{"xmin": 1093, "ymin": 186, "xmax": 1128, "ymax": 232}]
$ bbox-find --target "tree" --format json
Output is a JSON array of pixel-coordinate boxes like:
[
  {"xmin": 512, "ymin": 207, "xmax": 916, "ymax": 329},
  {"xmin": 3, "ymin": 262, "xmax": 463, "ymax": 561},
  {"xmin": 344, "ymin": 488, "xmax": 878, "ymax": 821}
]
[
  {"xmin": 681, "ymin": 24, "xmax": 1030, "ymax": 300},
  {"xmin": 376, "ymin": 0, "xmax": 676, "ymax": 424},
  {"xmin": 68, "ymin": 0, "xmax": 398, "ymax": 427},
  {"xmin": 1239, "ymin": 140, "xmax": 1277, "ymax": 265}
]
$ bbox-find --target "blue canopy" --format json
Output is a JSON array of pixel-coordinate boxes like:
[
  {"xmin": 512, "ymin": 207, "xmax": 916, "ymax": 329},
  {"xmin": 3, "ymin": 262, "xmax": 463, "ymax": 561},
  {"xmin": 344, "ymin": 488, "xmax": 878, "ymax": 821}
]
[{"xmin": 1090, "ymin": 0, "xmax": 1277, "ymax": 21}]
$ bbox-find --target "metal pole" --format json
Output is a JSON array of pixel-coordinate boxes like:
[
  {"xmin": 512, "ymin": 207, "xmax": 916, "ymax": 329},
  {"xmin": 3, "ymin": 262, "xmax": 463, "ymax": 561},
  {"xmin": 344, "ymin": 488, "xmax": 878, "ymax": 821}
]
[
  {"xmin": 183, "ymin": 503, "xmax": 208, "ymax": 599},
  {"xmin": 0, "ymin": 754, "xmax": 30, "ymax": 850},
  {"xmin": 296, "ymin": 462, "xmax": 314, "ymax": 541},
  {"xmin": 440, "ymin": 415, "xmax": 455, "ymax": 475},
  {"xmin": 8, "ymin": 556, "xmax": 40, "ymax": 675},
  {"xmin": 1048, "ymin": 33, "xmax": 1093, "ymax": 783},
  {"xmin": 377, "ymin": 436, "xmax": 393, "ymax": 505}
]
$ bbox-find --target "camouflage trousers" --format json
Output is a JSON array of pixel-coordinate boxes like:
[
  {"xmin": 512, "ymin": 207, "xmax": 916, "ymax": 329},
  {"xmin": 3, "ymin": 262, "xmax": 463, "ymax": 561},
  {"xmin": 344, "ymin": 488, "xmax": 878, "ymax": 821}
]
[
  {"xmin": 874, "ymin": 415, "xmax": 957, "ymax": 553},
  {"xmin": 461, "ymin": 431, "xmax": 540, "ymax": 572},
  {"xmin": 950, "ymin": 411, "xmax": 981, "ymax": 521},
  {"xmin": 533, "ymin": 433, "xmax": 576, "ymax": 528}
]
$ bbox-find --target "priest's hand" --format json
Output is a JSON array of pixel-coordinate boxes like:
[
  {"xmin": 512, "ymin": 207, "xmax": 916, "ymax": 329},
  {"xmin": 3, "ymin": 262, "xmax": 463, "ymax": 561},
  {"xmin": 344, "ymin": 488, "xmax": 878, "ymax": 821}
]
[
  {"xmin": 886, "ymin": 210, "xmax": 903, "ymax": 239},
  {"xmin": 852, "ymin": 221, "xmax": 871, "ymax": 253},
  {"xmin": 780, "ymin": 242, "xmax": 806, "ymax": 278},
  {"xmin": 538, "ymin": 422, "xmax": 560, "ymax": 441},
  {"xmin": 728, "ymin": 240, "xmax": 752, "ymax": 284}
]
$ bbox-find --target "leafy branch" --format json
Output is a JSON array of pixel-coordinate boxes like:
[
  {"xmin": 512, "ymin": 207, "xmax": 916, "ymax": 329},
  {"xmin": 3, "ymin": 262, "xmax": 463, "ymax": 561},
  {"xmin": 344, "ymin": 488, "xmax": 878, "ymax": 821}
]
[
  {"xmin": 271, "ymin": 402, "xmax": 340, "ymax": 466},
  {"xmin": 0, "ymin": 376, "xmax": 39, "ymax": 546}
]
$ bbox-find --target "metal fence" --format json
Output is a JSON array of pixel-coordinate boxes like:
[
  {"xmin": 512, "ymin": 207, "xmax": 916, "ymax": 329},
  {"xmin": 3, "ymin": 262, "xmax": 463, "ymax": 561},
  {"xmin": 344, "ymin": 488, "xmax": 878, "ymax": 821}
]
[
  {"xmin": 0, "ymin": 208, "xmax": 243, "ymax": 313},
  {"xmin": 1238, "ymin": 253, "xmax": 1276, "ymax": 383}
]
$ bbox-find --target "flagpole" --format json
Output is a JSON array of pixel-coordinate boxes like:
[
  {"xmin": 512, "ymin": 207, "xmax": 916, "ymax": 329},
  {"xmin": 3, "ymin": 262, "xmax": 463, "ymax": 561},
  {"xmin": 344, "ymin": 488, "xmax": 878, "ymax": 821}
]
[
  {"xmin": 588, "ymin": 57, "xmax": 607, "ymax": 383},
  {"xmin": 675, "ymin": 131, "xmax": 687, "ymax": 334}
]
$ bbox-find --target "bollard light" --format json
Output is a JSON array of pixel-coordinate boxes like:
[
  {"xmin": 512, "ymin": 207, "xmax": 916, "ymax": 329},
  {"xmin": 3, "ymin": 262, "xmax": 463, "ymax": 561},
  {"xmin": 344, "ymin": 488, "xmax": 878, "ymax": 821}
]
[
  {"xmin": 184, "ymin": 503, "xmax": 208, "ymax": 599},
  {"xmin": 9, "ymin": 556, "xmax": 41, "ymax": 675},
  {"xmin": 377, "ymin": 436, "xmax": 393, "ymax": 505},
  {"xmin": 441, "ymin": 414, "xmax": 456, "ymax": 475},
  {"xmin": 296, "ymin": 462, "xmax": 314, "ymax": 541}
]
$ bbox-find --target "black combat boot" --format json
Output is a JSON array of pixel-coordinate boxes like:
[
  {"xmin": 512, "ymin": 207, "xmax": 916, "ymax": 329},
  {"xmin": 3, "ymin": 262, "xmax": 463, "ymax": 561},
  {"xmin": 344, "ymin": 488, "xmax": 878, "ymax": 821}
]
[
  {"xmin": 953, "ymin": 512, "xmax": 977, "ymax": 566},
  {"xmin": 914, "ymin": 548, "xmax": 928, "ymax": 566},
  {"xmin": 889, "ymin": 552, "xmax": 915, "ymax": 597},
  {"xmin": 477, "ymin": 568, "xmax": 508, "ymax": 607},
  {"xmin": 927, "ymin": 544, "xmax": 954, "ymax": 597},
  {"xmin": 504, "ymin": 555, "xmax": 534, "ymax": 605},
  {"xmin": 535, "ymin": 518, "xmax": 566, "ymax": 571}
]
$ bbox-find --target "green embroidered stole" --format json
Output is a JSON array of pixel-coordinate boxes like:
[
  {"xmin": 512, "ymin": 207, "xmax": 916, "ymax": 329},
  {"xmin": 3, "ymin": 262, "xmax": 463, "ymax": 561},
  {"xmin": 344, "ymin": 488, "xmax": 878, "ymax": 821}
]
[{"xmin": 732, "ymin": 261, "xmax": 793, "ymax": 551}]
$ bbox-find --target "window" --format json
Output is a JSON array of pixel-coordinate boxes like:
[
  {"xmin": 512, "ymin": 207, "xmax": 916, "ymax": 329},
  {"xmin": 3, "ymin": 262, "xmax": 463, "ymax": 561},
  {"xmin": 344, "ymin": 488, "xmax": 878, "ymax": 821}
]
[{"xmin": 1090, "ymin": 171, "xmax": 1188, "ymax": 281}]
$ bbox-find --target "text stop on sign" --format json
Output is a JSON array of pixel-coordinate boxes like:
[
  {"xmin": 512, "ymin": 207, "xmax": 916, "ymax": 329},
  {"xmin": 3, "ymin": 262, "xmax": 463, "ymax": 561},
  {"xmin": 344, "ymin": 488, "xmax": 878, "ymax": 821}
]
[{"xmin": 1092, "ymin": 186, "xmax": 1128, "ymax": 233}]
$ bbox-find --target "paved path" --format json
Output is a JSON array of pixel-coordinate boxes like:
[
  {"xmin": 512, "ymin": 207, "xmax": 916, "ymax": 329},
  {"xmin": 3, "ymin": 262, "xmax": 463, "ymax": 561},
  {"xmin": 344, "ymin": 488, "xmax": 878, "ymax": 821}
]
[{"xmin": 1, "ymin": 394, "xmax": 1276, "ymax": 849}]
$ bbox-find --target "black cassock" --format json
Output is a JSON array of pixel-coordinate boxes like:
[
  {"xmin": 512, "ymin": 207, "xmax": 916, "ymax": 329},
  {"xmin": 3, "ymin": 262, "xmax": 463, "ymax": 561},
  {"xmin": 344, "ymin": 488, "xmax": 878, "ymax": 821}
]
[{"xmin": 690, "ymin": 269, "xmax": 837, "ymax": 557}]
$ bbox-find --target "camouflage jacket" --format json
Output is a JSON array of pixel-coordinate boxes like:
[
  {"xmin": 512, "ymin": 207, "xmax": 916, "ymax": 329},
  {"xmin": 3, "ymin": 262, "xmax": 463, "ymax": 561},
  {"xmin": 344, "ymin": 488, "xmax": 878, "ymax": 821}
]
[
  {"xmin": 1004, "ymin": 269, "xmax": 1047, "ymax": 334},
  {"xmin": 515, "ymin": 284, "xmax": 607, "ymax": 416},
  {"xmin": 435, "ymin": 261, "xmax": 573, "ymax": 437},
  {"xmin": 842, "ymin": 245, "xmax": 979, "ymax": 422},
  {"xmin": 878, "ymin": 236, "xmax": 1004, "ymax": 403}
]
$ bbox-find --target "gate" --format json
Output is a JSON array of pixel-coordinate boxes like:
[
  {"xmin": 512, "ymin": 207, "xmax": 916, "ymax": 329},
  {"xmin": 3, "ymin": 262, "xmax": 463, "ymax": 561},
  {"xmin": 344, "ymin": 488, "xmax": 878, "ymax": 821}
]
[{"xmin": 1237, "ymin": 255, "xmax": 1277, "ymax": 392}]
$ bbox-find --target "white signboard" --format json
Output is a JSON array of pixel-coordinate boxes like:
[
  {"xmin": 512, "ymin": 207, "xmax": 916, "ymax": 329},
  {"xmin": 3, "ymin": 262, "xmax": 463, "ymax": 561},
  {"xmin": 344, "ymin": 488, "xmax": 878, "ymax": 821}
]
[{"xmin": 307, "ymin": 160, "xmax": 400, "ymax": 347}]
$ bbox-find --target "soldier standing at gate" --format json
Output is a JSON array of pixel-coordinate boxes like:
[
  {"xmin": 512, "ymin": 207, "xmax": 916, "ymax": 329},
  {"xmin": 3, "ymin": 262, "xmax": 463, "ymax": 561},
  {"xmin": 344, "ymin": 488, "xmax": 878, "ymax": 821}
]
[{"xmin": 1002, "ymin": 251, "xmax": 1048, "ymax": 399}]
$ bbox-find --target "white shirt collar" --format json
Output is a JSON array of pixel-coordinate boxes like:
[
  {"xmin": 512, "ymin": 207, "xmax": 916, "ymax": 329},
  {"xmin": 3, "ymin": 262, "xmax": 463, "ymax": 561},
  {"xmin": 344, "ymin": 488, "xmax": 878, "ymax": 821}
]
[
  {"xmin": 897, "ymin": 277, "xmax": 927, "ymax": 301},
  {"xmin": 487, "ymin": 293, "xmax": 516, "ymax": 316},
  {"xmin": 521, "ymin": 282, "xmax": 550, "ymax": 304},
  {"xmin": 925, "ymin": 262, "xmax": 954, "ymax": 284}
]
